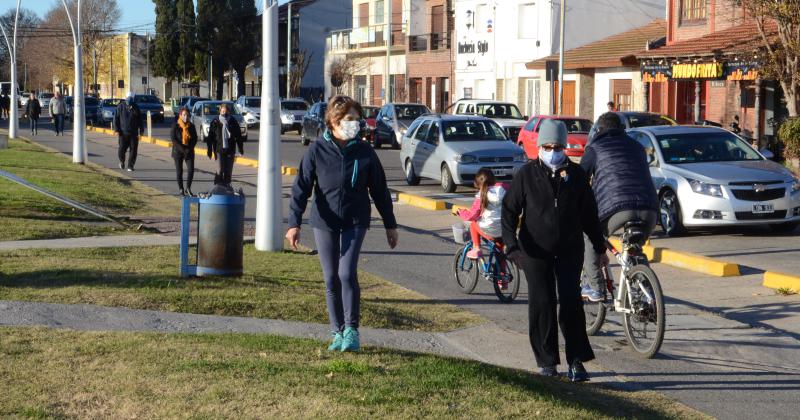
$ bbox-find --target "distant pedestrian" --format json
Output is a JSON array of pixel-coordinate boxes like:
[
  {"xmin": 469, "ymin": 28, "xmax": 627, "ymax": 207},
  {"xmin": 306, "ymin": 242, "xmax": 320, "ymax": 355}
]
[
  {"xmin": 171, "ymin": 107, "xmax": 198, "ymax": 196},
  {"xmin": 607, "ymin": 101, "xmax": 616, "ymax": 112},
  {"xmin": 25, "ymin": 93, "xmax": 41, "ymax": 135},
  {"xmin": 49, "ymin": 92, "xmax": 66, "ymax": 136},
  {"xmin": 286, "ymin": 95, "xmax": 398, "ymax": 353},
  {"xmin": 1, "ymin": 93, "xmax": 9, "ymax": 119},
  {"xmin": 114, "ymin": 92, "xmax": 142, "ymax": 171},
  {"xmin": 205, "ymin": 103, "xmax": 243, "ymax": 186}
]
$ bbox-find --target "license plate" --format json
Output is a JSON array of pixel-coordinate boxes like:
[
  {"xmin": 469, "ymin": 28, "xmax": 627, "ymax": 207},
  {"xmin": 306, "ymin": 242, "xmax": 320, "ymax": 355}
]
[
  {"xmin": 294, "ymin": 115, "xmax": 302, "ymax": 121},
  {"xmin": 492, "ymin": 169, "xmax": 508, "ymax": 176},
  {"xmin": 753, "ymin": 203, "xmax": 774, "ymax": 214}
]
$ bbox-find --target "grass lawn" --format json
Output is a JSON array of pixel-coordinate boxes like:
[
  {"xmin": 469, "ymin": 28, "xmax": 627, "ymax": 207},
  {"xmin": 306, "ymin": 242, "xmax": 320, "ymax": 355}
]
[
  {"xmin": 0, "ymin": 327, "xmax": 706, "ymax": 419},
  {"xmin": 0, "ymin": 245, "xmax": 481, "ymax": 332},
  {"xmin": 0, "ymin": 139, "xmax": 180, "ymax": 241}
]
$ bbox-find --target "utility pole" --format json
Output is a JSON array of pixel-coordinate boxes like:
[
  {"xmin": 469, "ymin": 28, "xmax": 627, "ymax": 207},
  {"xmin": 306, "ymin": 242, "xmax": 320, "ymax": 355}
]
[
  {"xmin": 384, "ymin": 0, "xmax": 391, "ymax": 104},
  {"xmin": 110, "ymin": 37, "xmax": 114, "ymax": 98},
  {"xmin": 145, "ymin": 31, "xmax": 150, "ymax": 94},
  {"xmin": 93, "ymin": 48, "xmax": 98, "ymax": 96},
  {"xmin": 557, "ymin": 0, "xmax": 566, "ymax": 115},
  {"xmin": 62, "ymin": 0, "xmax": 86, "ymax": 163},
  {"xmin": 208, "ymin": 42, "xmax": 213, "ymax": 99},
  {"xmin": 0, "ymin": 0, "xmax": 21, "ymax": 141},
  {"xmin": 286, "ymin": 1, "xmax": 292, "ymax": 98},
  {"xmin": 255, "ymin": 0, "xmax": 283, "ymax": 251}
]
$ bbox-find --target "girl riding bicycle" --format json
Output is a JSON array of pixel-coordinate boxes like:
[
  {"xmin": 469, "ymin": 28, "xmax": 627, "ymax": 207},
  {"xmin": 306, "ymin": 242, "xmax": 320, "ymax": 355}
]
[{"xmin": 457, "ymin": 168, "xmax": 508, "ymax": 259}]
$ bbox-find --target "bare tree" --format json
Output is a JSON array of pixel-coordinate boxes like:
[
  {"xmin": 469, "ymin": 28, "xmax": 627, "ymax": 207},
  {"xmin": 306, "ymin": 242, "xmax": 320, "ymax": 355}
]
[
  {"xmin": 742, "ymin": 0, "xmax": 800, "ymax": 116},
  {"xmin": 289, "ymin": 49, "xmax": 312, "ymax": 98},
  {"xmin": 328, "ymin": 56, "xmax": 367, "ymax": 96}
]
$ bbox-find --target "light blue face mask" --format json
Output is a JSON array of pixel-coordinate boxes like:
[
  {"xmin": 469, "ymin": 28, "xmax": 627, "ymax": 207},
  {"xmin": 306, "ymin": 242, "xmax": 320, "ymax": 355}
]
[{"xmin": 540, "ymin": 148, "xmax": 566, "ymax": 170}]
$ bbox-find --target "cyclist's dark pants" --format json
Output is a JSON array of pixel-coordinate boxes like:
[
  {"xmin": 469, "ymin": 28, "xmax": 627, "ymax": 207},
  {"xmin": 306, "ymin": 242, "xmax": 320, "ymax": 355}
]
[
  {"xmin": 520, "ymin": 251, "xmax": 595, "ymax": 367},
  {"xmin": 582, "ymin": 209, "xmax": 658, "ymax": 292}
]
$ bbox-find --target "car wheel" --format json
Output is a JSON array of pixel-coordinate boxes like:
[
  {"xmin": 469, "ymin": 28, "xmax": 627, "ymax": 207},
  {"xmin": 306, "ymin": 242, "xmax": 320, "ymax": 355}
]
[
  {"xmin": 281, "ymin": 126, "xmax": 286, "ymax": 135},
  {"xmin": 391, "ymin": 132, "xmax": 400, "ymax": 149},
  {"xmin": 372, "ymin": 132, "xmax": 382, "ymax": 148},
  {"xmin": 405, "ymin": 159, "xmax": 420, "ymax": 186},
  {"xmin": 441, "ymin": 165, "xmax": 457, "ymax": 193},
  {"xmin": 300, "ymin": 127, "xmax": 310, "ymax": 146},
  {"xmin": 296, "ymin": 127, "xmax": 302, "ymax": 135},
  {"xmin": 659, "ymin": 189, "xmax": 685, "ymax": 236},
  {"xmin": 769, "ymin": 222, "xmax": 799, "ymax": 234}
]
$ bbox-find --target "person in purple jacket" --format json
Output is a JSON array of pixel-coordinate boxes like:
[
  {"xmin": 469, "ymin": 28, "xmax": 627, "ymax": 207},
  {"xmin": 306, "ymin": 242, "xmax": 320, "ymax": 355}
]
[{"xmin": 286, "ymin": 95, "xmax": 398, "ymax": 353}]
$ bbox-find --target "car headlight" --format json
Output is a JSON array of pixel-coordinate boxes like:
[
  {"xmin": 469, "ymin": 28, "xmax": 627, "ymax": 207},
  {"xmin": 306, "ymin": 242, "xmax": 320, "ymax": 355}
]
[
  {"xmin": 456, "ymin": 154, "xmax": 479, "ymax": 164},
  {"xmin": 688, "ymin": 179, "xmax": 723, "ymax": 197},
  {"xmin": 791, "ymin": 177, "xmax": 800, "ymax": 194},
  {"xmin": 513, "ymin": 153, "xmax": 528, "ymax": 162}
]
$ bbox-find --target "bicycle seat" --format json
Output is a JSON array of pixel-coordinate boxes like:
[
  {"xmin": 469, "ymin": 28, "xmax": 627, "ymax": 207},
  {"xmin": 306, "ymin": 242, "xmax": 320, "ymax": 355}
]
[{"xmin": 622, "ymin": 221, "xmax": 646, "ymax": 245}]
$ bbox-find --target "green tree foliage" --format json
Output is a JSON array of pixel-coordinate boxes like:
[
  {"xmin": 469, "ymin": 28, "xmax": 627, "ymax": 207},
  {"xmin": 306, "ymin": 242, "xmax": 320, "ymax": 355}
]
[
  {"xmin": 151, "ymin": 0, "xmax": 178, "ymax": 80},
  {"xmin": 176, "ymin": 0, "xmax": 196, "ymax": 80}
]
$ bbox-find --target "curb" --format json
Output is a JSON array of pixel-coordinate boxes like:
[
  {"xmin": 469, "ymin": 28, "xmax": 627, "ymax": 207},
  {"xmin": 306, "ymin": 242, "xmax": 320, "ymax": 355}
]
[
  {"xmin": 396, "ymin": 192, "xmax": 447, "ymax": 211},
  {"xmin": 763, "ymin": 271, "xmax": 800, "ymax": 292},
  {"xmin": 597, "ymin": 238, "xmax": 742, "ymax": 278}
]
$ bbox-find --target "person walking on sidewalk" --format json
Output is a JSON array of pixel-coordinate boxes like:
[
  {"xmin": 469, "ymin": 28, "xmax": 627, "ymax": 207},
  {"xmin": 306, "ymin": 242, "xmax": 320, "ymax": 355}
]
[
  {"xmin": 501, "ymin": 119, "xmax": 607, "ymax": 382},
  {"xmin": 25, "ymin": 93, "xmax": 41, "ymax": 135},
  {"xmin": 171, "ymin": 107, "xmax": 197, "ymax": 196},
  {"xmin": 1, "ymin": 93, "xmax": 9, "ymax": 120},
  {"xmin": 49, "ymin": 92, "xmax": 66, "ymax": 136},
  {"xmin": 205, "ymin": 103, "xmax": 243, "ymax": 186},
  {"xmin": 114, "ymin": 92, "xmax": 142, "ymax": 171},
  {"xmin": 286, "ymin": 95, "xmax": 398, "ymax": 353}
]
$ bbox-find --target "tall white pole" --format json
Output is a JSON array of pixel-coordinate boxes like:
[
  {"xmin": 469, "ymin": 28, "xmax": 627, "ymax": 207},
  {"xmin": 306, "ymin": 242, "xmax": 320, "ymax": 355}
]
[
  {"xmin": 62, "ymin": 0, "xmax": 86, "ymax": 163},
  {"xmin": 255, "ymin": 0, "xmax": 283, "ymax": 251},
  {"xmin": 384, "ymin": 0, "xmax": 391, "ymax": 104},
  {"xmin": 286, "ymin": 1, "xmax": 291, "ymax": 98},
  {"xmin": 557, "ymin": 0, "xmax": 565, "ymax": 115},
  {"xmin": 0, "ymin": 0, "xmax": 21, "ymax": 140}
]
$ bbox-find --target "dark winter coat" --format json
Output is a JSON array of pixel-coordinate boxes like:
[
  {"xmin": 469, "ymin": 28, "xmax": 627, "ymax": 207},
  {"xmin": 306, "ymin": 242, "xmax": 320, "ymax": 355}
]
[
  {"xmin": 502, "ymin": 159, "xmax": 606, "ymax": 259},
  {"xmin": 26, "ymin": 99, "xmax": 41, "ymax": 120},
  {"xmin": 170, "ymin": 120, "xmax": 198, "ymax": 159},
  {"xmin": 579, "ymin": 129, "xmax": 659, "ymax": 222},
  {"xmin": 289, "ymin": 130, "xmax": 397, "ymax": 232},
  {"xmin": 206, "ymin": 115, "xmax": 244, "ymax": 158},
  {"xmin": 114, "ymin": 100, "xmax": 142, "ymax": 136}
]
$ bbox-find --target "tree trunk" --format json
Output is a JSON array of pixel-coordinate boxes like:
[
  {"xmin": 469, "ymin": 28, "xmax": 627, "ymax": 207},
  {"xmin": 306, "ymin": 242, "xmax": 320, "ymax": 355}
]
[
  {"xmin": 215, "ymin": 67, "xmax": 225, "ymax": 100},
  {"xmin": 234, "ymin": 64, "xmax": 247, "ymax": 99}
]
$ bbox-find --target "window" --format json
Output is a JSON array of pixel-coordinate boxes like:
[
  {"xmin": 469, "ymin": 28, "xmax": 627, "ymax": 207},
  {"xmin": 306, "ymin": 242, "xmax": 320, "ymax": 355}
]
[
  {"xmin": 374, "ymin": 0, "xmax": 384, "ymax": 24},
  {"xmin": 524, "ymin": 117, "xmax": 538, "ymax": 132},
  {"xmin": 518, "ymin": 3, "xmax": 536, "ymax": 39},
  {"xmin": 656, "ymin": 132, "xmax": 761, "ymax": 164},
  {"xmin": 631, "ymin": 132, "xmax": 658, "ymax": 165},
  {"xmin": 680, "ymin": 0, "xmax": 707, "ymax": 23},
  {"xmin": 414, "ymin": 121, "xmax": 431, "ymax": 141},
  {"xmin": 442, "ymin": 120, "xmax": 507, "ymax": 141},
  {"xmin": 426, "ymin": 122, "xmax": 440, "ymax": 145}
]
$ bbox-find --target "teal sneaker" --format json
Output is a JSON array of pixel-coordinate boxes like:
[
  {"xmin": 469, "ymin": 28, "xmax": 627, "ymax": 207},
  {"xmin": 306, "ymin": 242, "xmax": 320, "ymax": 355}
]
[
  {"xmin": 340, "ymin": 327, "xmax": 360, "ymax": 352},
  {"xmin": 327, "ymin": 331, "xmax": 343, "ymax": 352}
]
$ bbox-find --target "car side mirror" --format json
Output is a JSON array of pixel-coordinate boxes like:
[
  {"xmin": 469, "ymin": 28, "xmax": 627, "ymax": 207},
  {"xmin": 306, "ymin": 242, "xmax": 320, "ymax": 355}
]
[{"xmin": 760, "ymin": 148, "xmax": 775, "ymax": 160}]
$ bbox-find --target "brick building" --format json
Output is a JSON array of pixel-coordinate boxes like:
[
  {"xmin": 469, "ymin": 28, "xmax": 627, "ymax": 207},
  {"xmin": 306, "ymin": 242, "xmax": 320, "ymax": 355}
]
[{"xmin": 406, "ymin": 0, "xmax": 453, "ymax": 112}]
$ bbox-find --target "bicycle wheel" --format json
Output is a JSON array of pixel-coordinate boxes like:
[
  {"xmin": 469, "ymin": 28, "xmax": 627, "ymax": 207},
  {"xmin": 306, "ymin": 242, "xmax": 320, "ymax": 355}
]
[
  {"xmin": 584, "ymin": 298, "xmax": 606, "ymax": 336},
  {"xmin": 453, "ymin": 246, "xmax": 479, "ymax": 294},
  {"xmin": 622, "ymin": 265, "xmax": 666, "ymax": 358},
  {"xmin": 493, "ymin": 254, "xmax": 521, "ymax": 303}
]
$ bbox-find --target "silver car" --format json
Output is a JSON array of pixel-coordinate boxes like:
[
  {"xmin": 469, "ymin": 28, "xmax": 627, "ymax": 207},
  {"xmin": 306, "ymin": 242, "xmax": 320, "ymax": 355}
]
[
  {"xmin": 400, "ymin": 115, "xmax": 527, "ymax": 193},
  {"xmin": 629, "ymin": 126, "xmax": 800, "ymax": 235},
  {"xmin": 235, "ymin": 95, "xmax": 262, "ymax": 128},
  {"xmin": 280, "ymin": 98, "xmax": 309, "ymax": 134},
  {"xmin": 191, "ymin": 100, "xmax": 248, "ymax": 142}
]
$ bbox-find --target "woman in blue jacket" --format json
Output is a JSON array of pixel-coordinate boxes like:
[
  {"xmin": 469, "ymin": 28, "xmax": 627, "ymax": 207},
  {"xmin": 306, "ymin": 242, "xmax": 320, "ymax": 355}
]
[{"xmin": 286, "ymin": 95, "xmax": 398, "ymax": 353}]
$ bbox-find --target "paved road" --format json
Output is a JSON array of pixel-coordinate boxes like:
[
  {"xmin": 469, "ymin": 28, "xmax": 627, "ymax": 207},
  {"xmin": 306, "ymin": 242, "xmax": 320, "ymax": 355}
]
[{"xmin": 5, "ymin": 120, "xmax": 800, "ymax": 419}]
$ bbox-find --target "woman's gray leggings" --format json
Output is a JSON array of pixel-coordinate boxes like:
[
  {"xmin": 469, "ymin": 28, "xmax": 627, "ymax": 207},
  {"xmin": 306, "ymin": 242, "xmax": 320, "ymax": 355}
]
[{"xmin": 314, "ymin": 227, "xmax": 367, "ymax": 332}]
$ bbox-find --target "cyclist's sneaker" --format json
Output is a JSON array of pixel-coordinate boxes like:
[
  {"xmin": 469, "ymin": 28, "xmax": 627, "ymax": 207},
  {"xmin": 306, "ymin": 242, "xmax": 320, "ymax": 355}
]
[
  {"xmin": 327, "ymin": 331, "xmax": 344, "ymax": 352},
  {"xmin": 340, "ymin": 327, "xmax": 360, "ymax": 352},
  {"xmin": 466, "ymin": 248, "xmax": 482, "ymax": 259},
  {"xmin": 539, "ymin": 366, "xmax": 559, "ymax": 377},
  {"xmin": 568, "ymin": 361, "xmax": 589, "ymax": 382},
  {"xmin": 581, "ymin": 285, "xmax": 604, "ymax": 302}
]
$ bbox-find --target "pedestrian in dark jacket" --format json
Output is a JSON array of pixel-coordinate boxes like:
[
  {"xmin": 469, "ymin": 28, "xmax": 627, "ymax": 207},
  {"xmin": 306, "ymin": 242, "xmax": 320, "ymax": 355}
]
[
  {"xmin": 502, "ymin": 119, "xmax": 607, "ymax": 382},
  {"xmin": 49, "ymin": 92, "xmax": 67, "ymax": 136},
  {"xmin": 578, "ymin": 113, "xmax": 659, "ymax": 301},
  {"xmin": 205, "ymin": 103, "xmax": 243, "ymax": 185},
  {"xmin": 26, "ymin": 93, "xmax": 41, "ymax": 135},
  {"xmin": 114, "ymin": 92, "xmax": 142, "ymax": 171},
  {"xmin": 171, "ymin": 107, "xmax": 198, "ymax": 196},
  {"xmin": 1, "ymin": 94, "xmax": 8, "ymax": 120},
  {"xmin": 287, "ymin": 95, "xmax": 398, "ymax": 353}
]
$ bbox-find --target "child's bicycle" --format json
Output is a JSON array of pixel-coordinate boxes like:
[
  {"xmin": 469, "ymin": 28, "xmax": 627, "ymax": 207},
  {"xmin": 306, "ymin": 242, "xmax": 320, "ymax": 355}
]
[{"xmin": 452, "ymin": 224, "xmax": 521, "ymax": 303}]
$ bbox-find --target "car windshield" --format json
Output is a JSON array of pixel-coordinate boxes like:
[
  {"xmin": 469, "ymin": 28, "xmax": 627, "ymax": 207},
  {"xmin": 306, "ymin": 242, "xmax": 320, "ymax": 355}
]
[
  {"xmin": 40, "ymin": 93, "xmax": 54, "ymax": 99},
  {"xmin": 395, "ymin": 105, "xmax": 429, "ymax": 119},
  {"xmin": 179, "ymin": 97, "xmax": 193, "ymax": 106},
  {"xmin": 282, "ymin": 101, "xmax": 306, "ymax": 111},
  {"xmin": 103, "ymin": 99, "xmax": 122, "ymax": 107},
  {"xmin": 202, "ymin": 103, "xmax": 240, "ymax": 116},
  {"xmin": 362, "ymin": 107, "xmax": 379, "ymax": 119},
  {"xmin": 628, "ymin": 114, "xmax": 674, "ymax": 128},
  {"xmin": 442, "ymin": 120, "xmax": 508, "ymax": 141},
  {"xmin": 558, "ymin": 118, "xmax": 593, "ymax": 133},
  {"xmin": 476, "ymin": 103, "xmax": 524, "ymax": 120},
  {"xmin": 244, "ymin": 98, "xmax": 261, "ymax": 107},
  {"xmin": 656, "ymin": 132, "xmax": 762, "ymax": 164},
  {"xmin": 135, "ymin": 95, "xmax": 161, "ymax": 104}
]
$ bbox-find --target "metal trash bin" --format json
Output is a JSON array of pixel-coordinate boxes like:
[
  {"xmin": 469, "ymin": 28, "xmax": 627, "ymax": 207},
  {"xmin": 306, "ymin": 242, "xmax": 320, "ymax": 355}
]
[{"xmin": 180, "ymin": 185, "xmax": 245, "ymax": 277}]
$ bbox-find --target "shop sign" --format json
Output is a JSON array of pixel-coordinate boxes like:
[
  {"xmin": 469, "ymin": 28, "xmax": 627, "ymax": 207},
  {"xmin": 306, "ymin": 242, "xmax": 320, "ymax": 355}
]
[
  {"xmin": 671, "ymin": 62, "xmax": 724, "ymax": 80},
  {"xmin": 641, "ymin": 63, "xmax": 671, "ymax": 83},
  {"xmin": 725, "ymin": 61, "xmax": 760, "ymax": 81}
]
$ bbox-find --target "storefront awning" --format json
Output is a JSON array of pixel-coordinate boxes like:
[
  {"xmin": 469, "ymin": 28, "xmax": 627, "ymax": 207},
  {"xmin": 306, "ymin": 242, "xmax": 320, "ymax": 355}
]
[
  {"xmin": 527, "ymin": 20, "xmax": 666, "ymax": 70},
  {"xmin": 637, "ymin": 20, "xmax": 777, "ymax": 59}
]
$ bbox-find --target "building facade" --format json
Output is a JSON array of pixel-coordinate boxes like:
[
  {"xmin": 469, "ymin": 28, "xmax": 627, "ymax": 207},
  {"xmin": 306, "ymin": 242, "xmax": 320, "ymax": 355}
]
[{"xmin": 406, "ymin": 0, "xmax": 454, "ymax": 112}]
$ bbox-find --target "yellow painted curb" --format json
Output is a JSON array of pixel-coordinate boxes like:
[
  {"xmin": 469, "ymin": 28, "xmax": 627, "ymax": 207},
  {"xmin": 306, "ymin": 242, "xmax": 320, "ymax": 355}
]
[
  {"xmin": 763, "ymin": 271, "xmax": 800, "ymax": 291},
  {"xmin": 607, "ymin": 237, "xmax": 739, "ymax": 277},
  {"xmin": 236, "ymin": 156, "xmax": 259, "ymax": 168},
  {"xmin": 396, "ymin": 192, "xmax": 447, "ymax": 211},
  {"xmin": 282, "ymin": 166, "xmax": 299, "ymax": 175}
]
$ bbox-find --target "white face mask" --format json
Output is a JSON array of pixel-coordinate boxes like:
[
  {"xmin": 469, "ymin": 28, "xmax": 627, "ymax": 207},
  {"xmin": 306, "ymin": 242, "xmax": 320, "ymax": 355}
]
[
  {"xmin": 339, "ymin": 120, "xmax": 360, "ymax": 140},
  {"xmin": 539, "ymin": 147, "xmax": 566, "ymax": 170}
]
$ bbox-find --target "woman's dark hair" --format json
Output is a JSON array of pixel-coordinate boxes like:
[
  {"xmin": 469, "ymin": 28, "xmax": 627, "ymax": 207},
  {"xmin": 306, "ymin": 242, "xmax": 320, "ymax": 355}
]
[
  {"xmin": 474, "ymin": 168, "xmax": 497, "ymax": 212},
  {"xmin": 325, "ymin": 95, "xmax": 363, "ymax": 130}
]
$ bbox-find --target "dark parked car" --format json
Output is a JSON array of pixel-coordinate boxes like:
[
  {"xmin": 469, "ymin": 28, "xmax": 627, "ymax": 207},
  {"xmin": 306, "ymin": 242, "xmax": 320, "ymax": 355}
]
[
  {"xmin": 374, "ymin": 103, "xmax": 431, "ymax": 148},
  {"xmin": 65, "ymin": 96, "xmax": 101, "ymax": 124},
  {"xmin": 132, "ymin": 94, "xmax": 165, "ymax": 123},
  {"xmin": 588, "ymin": 111, "xmax": 676, "ymax": 143},
  {"xmin": 300, "ymin": 101, "xmax": 328, "ymax": 146}
]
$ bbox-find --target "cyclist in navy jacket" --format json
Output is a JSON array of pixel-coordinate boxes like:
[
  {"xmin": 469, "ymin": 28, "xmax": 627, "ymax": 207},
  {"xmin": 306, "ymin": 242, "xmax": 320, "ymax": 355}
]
[{"xmin": 287, "ymin": 95, "xmax": 398, "ymax": 353}]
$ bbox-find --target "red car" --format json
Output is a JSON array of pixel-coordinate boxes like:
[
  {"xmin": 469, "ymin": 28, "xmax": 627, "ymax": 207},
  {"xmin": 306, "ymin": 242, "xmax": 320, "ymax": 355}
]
[
  {"xmin": 517, "ymin": 115, "xmax": 593, "ymax": 159},
  {"xmin": 362, "ymin": 106, "xmax": 379, "ymax": 143}
]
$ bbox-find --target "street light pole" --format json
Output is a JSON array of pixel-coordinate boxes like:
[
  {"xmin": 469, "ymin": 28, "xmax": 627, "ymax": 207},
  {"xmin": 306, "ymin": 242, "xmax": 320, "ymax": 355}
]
[
  {"xmin": 557, "ymin": 0, "xmax": 566, "ymax": 115},
  {"xmin": 384, "ymin": 0, "xmax": 391, "ymax": 104},
  {"xmin": 255, "ymin": 0, "xmax": 283, "ymax": 251},
  {"xmin": 62, "ymin": 0, "xmax": 86, "ymax": 163},
  {"xmin": 0, "ymin": 0, "xmax": 21, "ymax": 140},
  {"xmin": 286, "ymin": 1, "xmax": 292, "ymax": 98}
]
